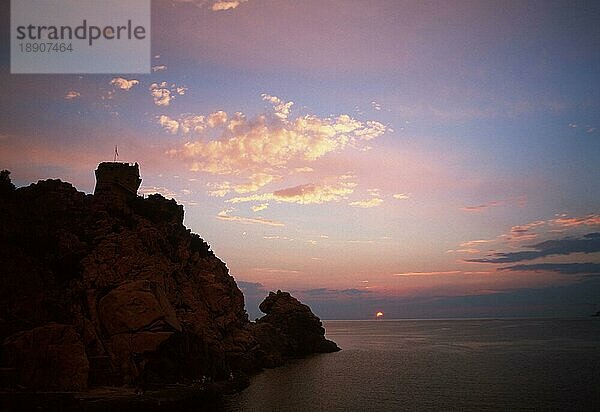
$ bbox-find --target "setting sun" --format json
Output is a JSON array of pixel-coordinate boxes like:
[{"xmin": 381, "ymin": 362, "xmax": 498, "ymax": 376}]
[{"xmin": 376, "ymin": 311, "xmax": 384, "ymax": 318}]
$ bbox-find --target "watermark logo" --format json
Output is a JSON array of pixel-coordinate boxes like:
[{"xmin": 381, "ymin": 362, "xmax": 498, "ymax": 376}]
[{"xmin": 11, "ymin": 0, "xmax": 150, "ymax": 74}]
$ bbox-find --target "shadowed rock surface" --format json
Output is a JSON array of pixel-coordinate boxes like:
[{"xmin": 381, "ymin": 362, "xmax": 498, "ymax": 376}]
[
  {"xmin": 253, "ymin": 291, "xmax": 340, "ymax": 367},
  {"xmin": 0, "ymin": 166, "xmax": 339, "ymax": 393}
]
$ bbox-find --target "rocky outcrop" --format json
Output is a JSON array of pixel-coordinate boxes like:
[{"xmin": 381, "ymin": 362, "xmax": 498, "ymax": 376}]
[
  {"xmin": 3, "ymin": 323, "xmax": 89, "ymax": 391},
  {"xmin": 98, "ymin": 280, "xmax": 182, "ymax": 335},
  {"xmin": 0, "ymin": 169, "xmax": 338, "ymax": 392},
  {"xmin": 253, "ymin": 291, "xmax": 340, "ymax": 366}
]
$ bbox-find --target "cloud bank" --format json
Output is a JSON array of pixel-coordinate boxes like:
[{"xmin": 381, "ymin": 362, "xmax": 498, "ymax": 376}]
[
  {"xmin": 468, "ymin": 232, "xmax": 600, "ymax": 264},
  {"xmin": 161, "ymin": 94, "xmax": 388, "ymax": 176}
]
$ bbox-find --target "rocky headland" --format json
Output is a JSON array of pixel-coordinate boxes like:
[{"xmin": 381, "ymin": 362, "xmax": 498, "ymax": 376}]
[{"xmin": 0, "ymin": 165, "xmax": 338, "ymax": 407}]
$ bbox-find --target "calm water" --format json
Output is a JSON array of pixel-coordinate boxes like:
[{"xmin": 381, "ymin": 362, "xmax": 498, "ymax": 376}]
[{"xmin": 225, "ymin": 318, "xmax": 600, "ymax": 411}]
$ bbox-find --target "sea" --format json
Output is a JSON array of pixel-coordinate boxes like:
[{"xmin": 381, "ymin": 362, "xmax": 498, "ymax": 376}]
[{"xmin": 224, "ymin": 318, "xmax": 600, "ymax": 411}]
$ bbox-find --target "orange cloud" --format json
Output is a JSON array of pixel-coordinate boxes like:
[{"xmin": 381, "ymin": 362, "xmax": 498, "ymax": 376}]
[
  {"xmin": 251, "ymin": 203, "xmax": 269, "ymax": 212},
  {"xmin": 553, "ymin": 213, "xmax": 600, "ymax": 227},
  {"xmin": 211, "ymin": 0, "xmax": 248, "ymax": 11},
  {"xmin": 110, "ymin": 77, "xmax": 139, "ymax": 90},
  {"xmin": 64, "ymin": 90, "xmax": 80, "ymax": 100}
]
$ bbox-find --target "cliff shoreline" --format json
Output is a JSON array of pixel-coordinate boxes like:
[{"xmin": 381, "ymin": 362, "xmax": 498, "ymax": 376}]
[{"xmin": 0, "ymin": 166, "xmax": 339, "ymax": 406}]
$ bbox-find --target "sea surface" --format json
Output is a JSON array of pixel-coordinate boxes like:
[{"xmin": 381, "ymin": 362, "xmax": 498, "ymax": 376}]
[{"xmin": 224, "ymin": 318, "xmax": 600, "ymax": 411}]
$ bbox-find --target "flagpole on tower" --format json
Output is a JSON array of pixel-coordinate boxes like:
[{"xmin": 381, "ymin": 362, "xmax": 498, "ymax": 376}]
[{"xmin": 114, "ymin": 145, "xmax": 119, "ymax": 162}]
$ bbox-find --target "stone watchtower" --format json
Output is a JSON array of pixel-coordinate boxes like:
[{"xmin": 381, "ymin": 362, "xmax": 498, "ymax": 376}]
[{"xmin": 94, "ymin": 162, "xmax": 142, "ymax": 209}]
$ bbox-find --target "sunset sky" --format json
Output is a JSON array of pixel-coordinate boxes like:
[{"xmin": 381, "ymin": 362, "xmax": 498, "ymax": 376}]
[{"xmin": 1, "ymin": 0, "xmax": 599, "ymax": 319}]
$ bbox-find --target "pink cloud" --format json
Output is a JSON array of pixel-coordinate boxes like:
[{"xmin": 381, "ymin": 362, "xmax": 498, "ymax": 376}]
[
  {"xmin": 393, "ymin": 271, "xmax": 462, "ymax": 277},
  {"xmin": 64, "ymin": 90, "xmax": 80, "ymax": 100},
  {"xmin": 164, "ymin": 94, "xmax": 387, "ymax": 177},
  {"xmin": 461, "ymin": 201, "xmax": 500, "ymax": 212},
  {"xmin": 553, "ymin": 213, "xmax": 600, "ymax": 228},
  {"xmin": 226, "ymin": 177, "xmax": 356, "ymax": 205},
  {"xmin": 216, "ymin": 208, "xmax": 284, "ymax": 226}
]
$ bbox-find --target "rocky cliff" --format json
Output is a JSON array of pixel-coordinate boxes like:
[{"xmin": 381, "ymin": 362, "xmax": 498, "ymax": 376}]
[{"xmin": 0, "ymin": 169, "xmax": 339, "ymax": 392}]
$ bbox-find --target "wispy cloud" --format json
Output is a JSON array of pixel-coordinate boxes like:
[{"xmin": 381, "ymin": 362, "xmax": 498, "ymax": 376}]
[
  {"xmin": 301, "ymin": 288, "xmax": 372, "ymax": 299},
  {"xmin": 217, "ymin": 208, "xmax": 284, "ymax": 226},
  {"xmin": 251, "ymin": 203, "xmax": 269, "ymax": 212},
  {"xmin": 392, "ymin": 193, "xmax": 410, "ymax": 200},
  {"xmin": 446, "ymin": 248, "xmax": 481, "ymax": 254},
  {"xmin": 461, "ymin": 201, "xmax": 500, "ymax": 212},
  {"xmin": 446, "ymin": 239, "xmax": 494, "ymax": 254},
  {"xmin": 506, "ymin": 220, "xmax": 546, "ymax": 241},
  {"xmin": 293, "ymin": 167, "xmax": 314, "ymax": 173},
  {"xmin": 393, "ymin": 271, "xmax": 462, "ymax": 276},
  {"xmin": 263, "ymin": 235, "xmax": 293, "ymax": 241},
  {"xmin": 252, "ymin": 267, "xmax": 301, "ymax": 275},
  {"xmin": 553, "ymin": 214, "xmax": 600, "ymax": 228},
  {"xmin": 461, "ymin": 196, "xmax": 527, "ymax": 213},
  {"xmin": 207, "ymin": 173, "xmax": 279, "ymax": 197},
  {"xmin": 171, "ymin": 0, "xmax": 249, "ymax": 12},
  {"xmin": 371, "ymin": 101, "xmax": 382, "ymax": 111},
  {"xmin": 349, "ymin": 197, "xmax": 384, "ymax": 208},
  {"xmin": 500, "ymin": 263, "xmax": 600, "ymax": 275},
  {"xmin": 393, "ymin": 271, "xmax": 493, "ymax": 276},
  {"xmin": 211, "ymin": 0, "xmax": 248, "ymax": 11},
  {"xmin": 501, "ymin": 214, "xmax": 600, "ymax": 242},
  {"xmin": 460, "ymin": 239, "xmax": 494, "ymax": 248},
  {"xmin": 64, "ymin": 90, "xmax": 80, "ymax": 100}
]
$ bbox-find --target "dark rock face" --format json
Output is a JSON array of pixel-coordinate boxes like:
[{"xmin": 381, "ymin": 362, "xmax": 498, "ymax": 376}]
[
  {"xmin": 253, "ymin": 291, "xmax": 340, "ymax": 366},
  {"xmin": 3, "ymin": 323, "xmax": 89, "ymax": 391},
  {"xmin": 0, "ymin": 170, "xmax": 338, "ymax": 391}
]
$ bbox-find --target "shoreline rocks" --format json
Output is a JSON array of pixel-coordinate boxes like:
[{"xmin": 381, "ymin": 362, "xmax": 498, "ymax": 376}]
[{"xmin": 253, "ymin": 291, "xmax": 340, "ymax": 367}]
